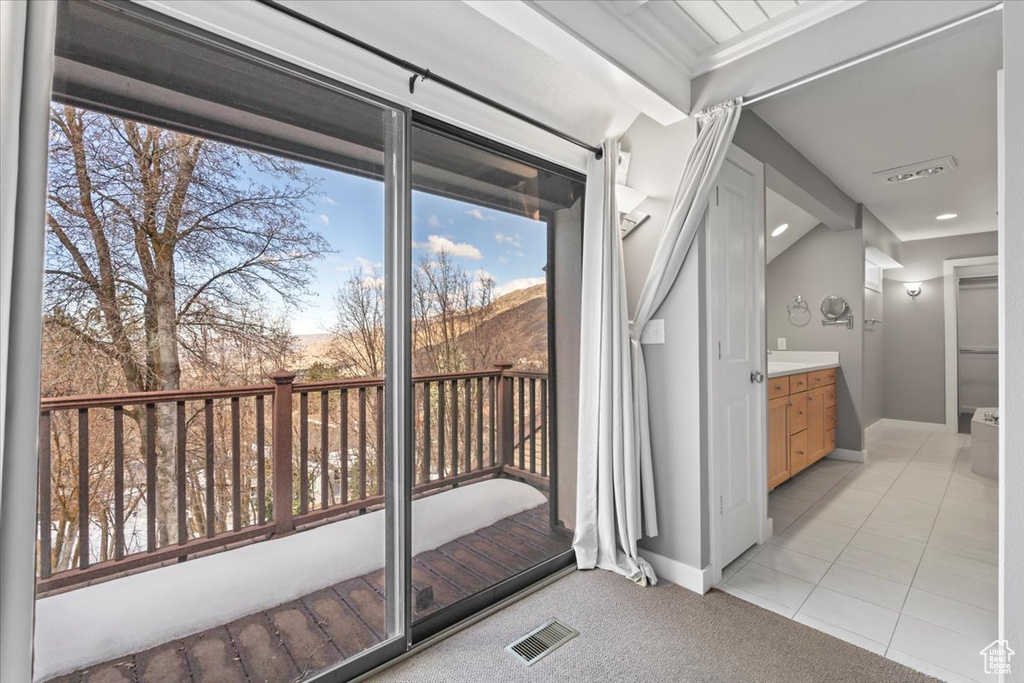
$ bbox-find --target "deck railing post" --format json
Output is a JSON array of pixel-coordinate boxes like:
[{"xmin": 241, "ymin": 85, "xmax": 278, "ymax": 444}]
[
  {"xmin": 270, "ymin": 370, "xmax": 296, "ymax": 535},
  {"xmin": 494, "ymin": 363, "xmax": 514, "ymax": 470}
]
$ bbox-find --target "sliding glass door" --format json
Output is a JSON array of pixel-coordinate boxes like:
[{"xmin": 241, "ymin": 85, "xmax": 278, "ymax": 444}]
[
  {"xmin": 39, "ymin": 3, "xmax": 408, "ymax": 681},
  {"xmin": 407, "ymin": 121, "xmax": 582, "ymax": 637},
  {"xmin": 33, "ymin": 3, "xmax": 581, "ymax": 681}
]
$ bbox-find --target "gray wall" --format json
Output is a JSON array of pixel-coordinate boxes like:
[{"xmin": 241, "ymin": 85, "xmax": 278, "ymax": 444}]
[
  {"xmin": 616, "ymin": 113, "xmax": 710, "ymax": 571},
  {"xmin": 861, "ymin": 206, "xmax": 902, "ymax": 263},
  {"xmin": 863, "ymin": 286, "xmax": 885, "ymax": 431},
  {"xmin": 882, "ymin": 232, "xmax": 998, "ymax": 423},
  {"xmin": 861, "ymin": 206, "xmax": 902, "ymax": 432},
  {"xmin": 767, "ymin": 224, "xmax": 865, "ymax": 451},
  {"xmin": 734, "ymin": 113, "xmax": 857, "ymax": 232}
]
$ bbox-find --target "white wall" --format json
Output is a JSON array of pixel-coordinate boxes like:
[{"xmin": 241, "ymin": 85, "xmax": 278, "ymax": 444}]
[
  {"xmin": 615, "ymin": 114, "xmax": 709, "ymax": 572},
  {"xmin": 1000, "ymin": 0, "xmax": 1023, "ymax": 657}
]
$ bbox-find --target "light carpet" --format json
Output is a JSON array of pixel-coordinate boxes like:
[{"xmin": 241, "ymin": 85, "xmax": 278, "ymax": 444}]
[{"xmin": 369, "ymin": 569, "xmax": 937, "ymax": 682}]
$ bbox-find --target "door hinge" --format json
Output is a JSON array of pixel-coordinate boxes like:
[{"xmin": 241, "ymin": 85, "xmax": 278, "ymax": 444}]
[
  {"xmin": 716, "ymin": 186, "xmax": 719, "ymax": 206},
  {"xmin": 718, "ymin": 340, "xmax": 722, "ymax": 359},
  {"xmin": 719, "ymin": 495, "xmax": 723, "ymax": 515}
]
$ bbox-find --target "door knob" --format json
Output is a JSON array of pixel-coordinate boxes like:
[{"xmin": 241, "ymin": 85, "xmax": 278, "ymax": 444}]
[{"xmin": 751, "ymin": 370, "xmax": 765, "ymax": 384}]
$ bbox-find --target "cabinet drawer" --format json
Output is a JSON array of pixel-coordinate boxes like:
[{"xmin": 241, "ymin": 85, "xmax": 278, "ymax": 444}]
[
  {"xmin": 826, "ymin": 405, "xmax": 837, "ymax": 430},
  {"xmin": 788, "ymin": 373, "xmax": 809, "ymax": 393},
  {"xmin": 789, "ymin": 392, "xmax": 808, "ymax": 435},
  {"xmin": 809, "ymin": 368, "xmax": 837, "ymax": 388},
  {"xmin": 767, "ymin": 376, "xmax": 789, "ymax": 399},
  {"xmin": 826, "ymin": 384, "xmax": 837, "ymax": 408},
  {"xmin": 790, "ymin": 430, "xmax": 809, "ymax": 474}
]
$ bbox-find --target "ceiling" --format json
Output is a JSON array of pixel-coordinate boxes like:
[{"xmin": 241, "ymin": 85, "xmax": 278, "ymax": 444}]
[
  {"xmin": 528, "ymin": 0, "xmax": 863, "ymax": 79},
  {"xmin": 766, "ymin": 188, "xmax": 820, "ymax": 263},
  {"xmin": 752, "ymin": 11, "xmax": 1002, "ymax": 242}
]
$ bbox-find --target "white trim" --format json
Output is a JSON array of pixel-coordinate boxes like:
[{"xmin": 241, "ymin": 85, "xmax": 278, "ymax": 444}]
[
  {"xmin": 643, "ymin": 551, "xmax": 714, "ymax": 595},
  {"xmin": 871, "ymin": 418, "xmax": 947, "ymax": 433},
  {"xmin": 462, "ymin": 0, "xmax": 688, "ymax": 126},
  {"xmin": 138, "ymin": 0, "xmax": 591, "ymax": 172},
  {"xmin": 706, "ymin": 145, "xmax": 768, "ymax": 591},
  {"xmin": 693, "ymin": 1, "xmax": 866, "ymax": 76},
  {"xmin": 943, "ymin": 255, "xmax": 999, "ymax": 434},
  {"xmin": 828, "ymin": 448, "xmax": 866, "ymax": 463}
]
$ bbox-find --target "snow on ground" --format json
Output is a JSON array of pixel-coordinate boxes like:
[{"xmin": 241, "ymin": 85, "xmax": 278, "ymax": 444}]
[{"xmin": 34, "ymin": 479, "xmax": 546, "ymax": 681}]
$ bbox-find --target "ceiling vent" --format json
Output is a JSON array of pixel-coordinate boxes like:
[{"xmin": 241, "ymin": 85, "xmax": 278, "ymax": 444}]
[{"xmin": 873, "ymin": 156, "xmax": 957, "ymax": 184}]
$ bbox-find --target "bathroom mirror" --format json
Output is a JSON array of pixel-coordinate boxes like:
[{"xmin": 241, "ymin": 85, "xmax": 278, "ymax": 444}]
[{"xmin": 820, "ymin": 295, "xmax": 849, "ymax": 320}]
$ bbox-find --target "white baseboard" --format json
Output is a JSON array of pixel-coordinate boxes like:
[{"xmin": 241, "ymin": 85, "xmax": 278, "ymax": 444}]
[
  {"xmin": 643, "ymin": 550, "xmax": 713, "ymax": 595},
  {"xmin": 828, "ymin": 448, "xmax": 866, "ymax": 463},
  {"xmin": 873, "ymin": 418, "xmax": 946, "ymax": 433}
]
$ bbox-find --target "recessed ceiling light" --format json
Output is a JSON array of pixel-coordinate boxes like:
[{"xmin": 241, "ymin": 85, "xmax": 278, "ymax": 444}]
[
  {"xmin": 936, "ymin": 213, "xmax": 958, "ymax": 220},
  {"xmin": 915, "ymin": 166, "xmax": 944, "ymax": 177},
  {"xmin": 771, "ymin": 223, "xmax": 789, "ymax": 237},
  {"xmin": 887, "ymin": 173, "xmax": 915, "ymax": 183}
]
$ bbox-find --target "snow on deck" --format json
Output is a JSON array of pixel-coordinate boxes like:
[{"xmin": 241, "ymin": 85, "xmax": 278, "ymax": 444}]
[{"xmin": 34, "ymin": 479, "xmax": 546, "ymax": 681}]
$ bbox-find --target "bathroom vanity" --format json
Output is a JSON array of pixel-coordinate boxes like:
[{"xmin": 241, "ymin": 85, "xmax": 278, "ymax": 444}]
[{"xmin": 766, "ymin": 354, "xmax": 839, "ymax": 489}]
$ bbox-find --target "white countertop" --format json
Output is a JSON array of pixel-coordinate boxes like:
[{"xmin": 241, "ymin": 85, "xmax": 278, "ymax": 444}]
[{"xmin": 766, "ymin": 351, "xmax": 840, "ymax": 378}]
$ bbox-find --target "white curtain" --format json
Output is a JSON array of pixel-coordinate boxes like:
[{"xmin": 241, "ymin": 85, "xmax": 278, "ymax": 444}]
[
  {"xmin": 573, "ymin": 100, "xmax": 742, "ymax": 586},
  {"xmin": 0, "ymin": 1, "xmax": 57, "ymax": 681}
]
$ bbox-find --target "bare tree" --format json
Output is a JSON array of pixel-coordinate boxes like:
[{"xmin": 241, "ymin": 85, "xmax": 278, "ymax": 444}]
[
  {"xmin": 44, "ymin": 105, "xmax": 328, "ymax": 545},
  {"xmin": 328, "ymin": 269, "xmax": 385, "ymax": 377},
  {"xmin": 411, "ymin": 250, "xmax": 497, "ymax": 374}
]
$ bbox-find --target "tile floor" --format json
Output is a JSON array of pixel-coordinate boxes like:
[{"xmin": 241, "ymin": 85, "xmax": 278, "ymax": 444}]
[{"xmin": 719, "ymin": 424, "xmax": 999, "ymax": 683}]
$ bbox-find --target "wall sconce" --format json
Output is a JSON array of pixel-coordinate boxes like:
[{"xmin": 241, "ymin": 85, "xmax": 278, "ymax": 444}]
[{"xmin": 904, "ymin": 282, "xmax": 923, "ymax": 299}]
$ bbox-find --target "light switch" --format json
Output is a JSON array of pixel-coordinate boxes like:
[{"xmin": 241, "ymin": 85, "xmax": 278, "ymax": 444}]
[
  {"xmin": 778, "ymin": 337, "xmax": 787, "ymax": 350},
  {"xmin": 641, "ymin": 319, "xmax": 665, "ymax": 344}
]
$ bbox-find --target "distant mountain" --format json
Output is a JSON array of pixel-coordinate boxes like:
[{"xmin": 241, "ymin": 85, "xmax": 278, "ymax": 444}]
[{"xmin": 291, "ymin": 283, "xmax": 548, "ymax": 373}]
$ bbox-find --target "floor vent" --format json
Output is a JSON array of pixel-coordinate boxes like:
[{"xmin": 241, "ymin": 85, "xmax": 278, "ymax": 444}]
[{"xmin": 505, "ymin": 618, "xmax": 578, "ymax": 666}]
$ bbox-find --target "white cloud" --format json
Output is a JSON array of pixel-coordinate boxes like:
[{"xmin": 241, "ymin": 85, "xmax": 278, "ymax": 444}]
[
  {"xmin": 321, "ymin": 195, "xmax": 338, "ymax": 206},
  {"xmin": 497, "ymin": 256, "xmax": 509, "ymax": 265},
  {"xmin": 495, "ymin": 231, "xmax": 520, "ymax": 247},
  {"xmin": 495, "ymin": 276, "xmax": 545, "ymax": 297},
  {"xmin": 465, "ymin": 208, "xmax": 495, "ymax": 221},
  {"xmin": 427, "ymin": 215, "xmax": 442, "ymax": 228},
  {"xmin": 415, "ymin": 234, "xmax": 483, "ymax": 260},
  {"xmin": 356, "ymin": 256, "xmax": 382, "ymax": 275},
  {"xmin": 318, "ymin": 214, "xmax": 330, "ymax": 226}
]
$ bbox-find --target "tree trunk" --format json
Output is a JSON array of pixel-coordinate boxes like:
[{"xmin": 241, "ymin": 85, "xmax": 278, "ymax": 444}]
[{"xmin": 146, "ymin": 275, "xmax": 181, "ymax": 547}]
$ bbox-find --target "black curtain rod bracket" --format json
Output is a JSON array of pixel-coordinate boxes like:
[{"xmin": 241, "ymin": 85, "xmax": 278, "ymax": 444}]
[{"xmin": 254, "ymin": 0, "xmax": 602, "ymax": 159}]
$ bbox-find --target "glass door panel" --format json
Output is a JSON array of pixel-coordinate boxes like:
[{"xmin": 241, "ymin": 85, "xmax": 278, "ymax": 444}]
[
  {"xmin": 35, "ymin": 3, "xmax": 407, "ymax": 681},
  {"xmin": 407, "ymin": 123, "xmax": 582, "ymax": 630}
]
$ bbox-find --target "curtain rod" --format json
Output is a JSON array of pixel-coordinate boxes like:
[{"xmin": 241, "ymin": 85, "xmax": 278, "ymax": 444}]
[
  {"xmin": 253, "ymin": 0, "xmax": 604, "ymax": 159},
  {"xmin": 745, "ymin": 2, "xmax": 1004, "ymax": 107}
]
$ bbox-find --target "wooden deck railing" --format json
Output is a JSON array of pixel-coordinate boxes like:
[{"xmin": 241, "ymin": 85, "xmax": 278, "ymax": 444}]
[{"xmin": 36, "ymin": 364, "xmax": 551, "ymax": 594}]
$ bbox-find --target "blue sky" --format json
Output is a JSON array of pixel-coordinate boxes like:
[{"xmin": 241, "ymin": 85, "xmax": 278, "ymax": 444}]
[{"xmin": 285, "ymin": 166, "xmax": 547, "ymax": 335}]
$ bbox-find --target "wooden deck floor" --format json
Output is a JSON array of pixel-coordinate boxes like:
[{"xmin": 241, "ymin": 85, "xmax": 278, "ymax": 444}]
[{"xmin": 49, "ymin": 504, "xmax": 570, "ymax": 683}]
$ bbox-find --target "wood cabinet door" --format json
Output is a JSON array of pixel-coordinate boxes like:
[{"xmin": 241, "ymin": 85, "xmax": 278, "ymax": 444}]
[
  {"xmin": 790, "ymin": 429, "xmax": 809, "ymax": 475},
  {"xmin": 807, "ymin": 386, "xmax": 827, "ymax": 461},
  {"xmin": 768, "ymin": 396, "xmax": 790, "ymax": 488},
  {"xmin": 768, "ymin": 376, "xmax": 789, "ymax": 400},
  {"xmin": 789, "ymin": 391, "xmax": 808, "ymax": 434}
]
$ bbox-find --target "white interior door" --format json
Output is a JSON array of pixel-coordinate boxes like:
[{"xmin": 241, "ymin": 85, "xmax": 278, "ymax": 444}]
[{"xmin": 708, "ymin": 150, "xmax": 766, "ymax": 571}]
